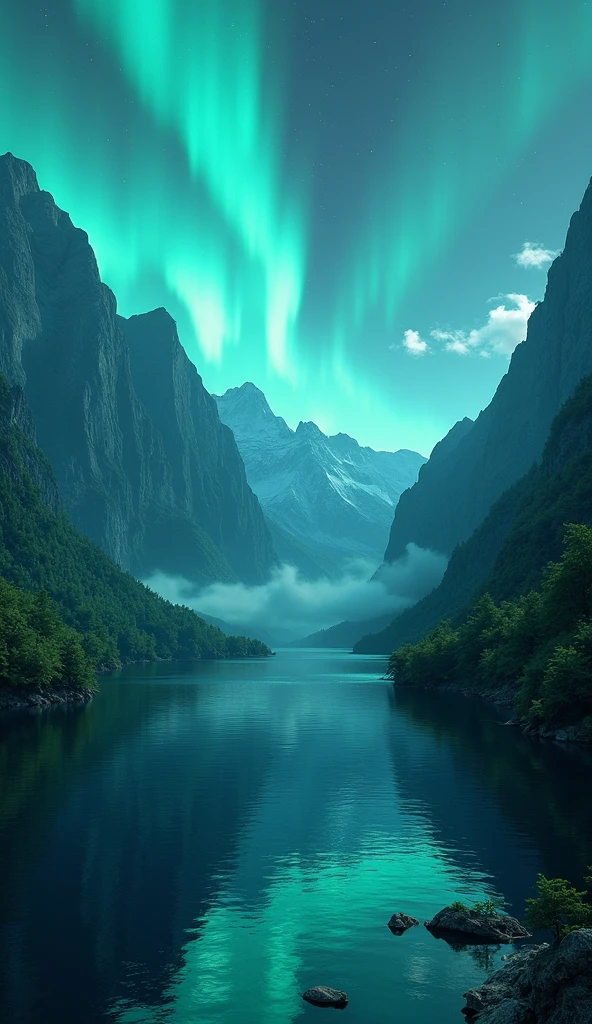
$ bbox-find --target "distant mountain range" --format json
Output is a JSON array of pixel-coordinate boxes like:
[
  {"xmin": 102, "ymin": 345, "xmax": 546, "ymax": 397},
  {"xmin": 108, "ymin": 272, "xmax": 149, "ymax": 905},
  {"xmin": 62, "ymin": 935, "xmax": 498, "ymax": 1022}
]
[{"xmin": 214, "ymin": 382, "xmax": 426, "ymax": 578}]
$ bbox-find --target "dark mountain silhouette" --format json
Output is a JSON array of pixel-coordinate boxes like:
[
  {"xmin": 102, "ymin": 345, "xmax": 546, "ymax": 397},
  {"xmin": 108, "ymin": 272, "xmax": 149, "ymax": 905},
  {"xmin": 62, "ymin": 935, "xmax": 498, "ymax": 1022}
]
[{"xmin": 0, "ymin": 152, "xmax": 277, "ymax": 586}]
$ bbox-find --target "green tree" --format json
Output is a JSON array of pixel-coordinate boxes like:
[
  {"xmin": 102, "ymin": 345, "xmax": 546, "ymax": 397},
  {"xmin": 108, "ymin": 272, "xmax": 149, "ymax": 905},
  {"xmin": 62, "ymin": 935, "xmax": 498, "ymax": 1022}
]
[
  {"xmin": 480, "ymin": 592, "xmax": 544, "ymax": 688},
  {"xmin": 524, "ymin": 874, "xmax": 590, "ymax": 942},
  {"xmin": 536, "ymin": 620, "xmax": 592, "ymax": 723},
  {"xmin": 388, "ymin": 621, "xmax": 459, "ymax": 687},
  {"xmin": 541, "ymin": 523, "xmax": 592, "ymax": 634},
  {"xmin": 456, "ymin": 594, "xmax": 501, "ymax": 679}
]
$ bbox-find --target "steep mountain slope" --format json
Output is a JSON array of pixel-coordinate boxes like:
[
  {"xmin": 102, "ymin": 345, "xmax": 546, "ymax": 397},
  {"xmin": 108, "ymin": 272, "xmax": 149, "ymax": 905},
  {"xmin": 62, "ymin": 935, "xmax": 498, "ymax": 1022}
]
[
  {"xmin": 384, "ymin": 174, "xmax": 592, "ymax": 563},
  {"xmin": 0, "ymin": 374, "xmax": 270, "ymax": 671},
  {"xmin": 215, "ymin": 382, "xmax": 426, "ymax": 576},
  {"xmin": 355, "ymin": 372, "xmax": 592, "ymax": 653},
  {"xmin": 0, "ymin": 152, "xmax": 276, "ymax": 585},
  {"xmin": 121, "ymin": 309, "xmax": 278, "ymax": 583},
  {"xmin": 289, "ymin": 614, "xmax": 395, "ymax": 649}
]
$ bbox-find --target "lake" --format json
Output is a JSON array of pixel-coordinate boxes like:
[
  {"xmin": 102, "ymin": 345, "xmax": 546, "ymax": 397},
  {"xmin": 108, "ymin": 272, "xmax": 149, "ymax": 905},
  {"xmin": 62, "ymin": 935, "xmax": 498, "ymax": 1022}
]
[{"xmin": 1, "ymin": 649, "xmax": 591, "ymax": 1024}]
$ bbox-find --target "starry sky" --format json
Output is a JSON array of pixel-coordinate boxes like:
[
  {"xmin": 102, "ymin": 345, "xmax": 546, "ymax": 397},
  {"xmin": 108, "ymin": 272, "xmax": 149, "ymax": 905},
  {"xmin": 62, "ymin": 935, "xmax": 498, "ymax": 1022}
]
[{"xmin": 2, "ymin": 0, "xmax": 592, "ymax": 454}]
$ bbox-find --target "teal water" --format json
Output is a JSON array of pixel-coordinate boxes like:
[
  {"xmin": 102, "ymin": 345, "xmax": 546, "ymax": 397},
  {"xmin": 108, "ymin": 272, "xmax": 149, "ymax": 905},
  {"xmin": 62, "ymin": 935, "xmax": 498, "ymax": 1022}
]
[{"xmin": 1, "ymin": 649, "xmax": 591, "ymax": 1024}]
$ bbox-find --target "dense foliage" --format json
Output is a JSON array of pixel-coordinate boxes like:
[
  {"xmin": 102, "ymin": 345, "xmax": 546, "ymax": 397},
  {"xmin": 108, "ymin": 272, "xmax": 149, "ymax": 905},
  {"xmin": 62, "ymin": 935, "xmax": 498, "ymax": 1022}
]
[
  {"xmin": 0, "ymin": 580, "xmax": 96, "ymax": 691},
  {"xmin": 525, "ymin": 873, "xmax": 592, "ymax": 941},
  {"xmin": 0, "ymin": 380, "xmax": 270, "ymax": 690},
  {"xmin": 388, "ymin": 524, "xmax": 592, "ymax": 729}
]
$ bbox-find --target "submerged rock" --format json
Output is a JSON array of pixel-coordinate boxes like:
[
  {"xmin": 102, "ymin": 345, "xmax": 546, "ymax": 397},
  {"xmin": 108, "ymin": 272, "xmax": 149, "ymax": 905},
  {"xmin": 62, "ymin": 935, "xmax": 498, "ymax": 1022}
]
[
  {"xmin": 462, "ymin": 930, "xmax": 592, "ymax": 1022},
  {"xmin": 425, "ymin": 906, "xmax": 530, "ymax": 944},
  {"xmin": 302, "ymin": 986, "xmax": 349, "ymax": 1009},
  {"xmin": 387, "ymin": 912, "xmax": 419, "ymax": 934}
]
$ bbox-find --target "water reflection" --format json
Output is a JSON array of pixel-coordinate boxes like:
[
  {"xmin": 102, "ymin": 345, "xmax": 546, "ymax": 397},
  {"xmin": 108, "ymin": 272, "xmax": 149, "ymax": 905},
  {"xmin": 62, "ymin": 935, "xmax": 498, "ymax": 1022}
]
[{"xmin": 0, "ymin": 652, "xmax": 591, "ymax": 1024}]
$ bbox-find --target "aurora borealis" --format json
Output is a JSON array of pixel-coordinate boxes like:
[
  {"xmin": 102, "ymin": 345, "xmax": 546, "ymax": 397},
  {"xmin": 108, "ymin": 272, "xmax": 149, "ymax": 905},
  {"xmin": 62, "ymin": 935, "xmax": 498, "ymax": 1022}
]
[{"xmin": 2, "ymin": 0, "xmax": 592, "ymax": 452}]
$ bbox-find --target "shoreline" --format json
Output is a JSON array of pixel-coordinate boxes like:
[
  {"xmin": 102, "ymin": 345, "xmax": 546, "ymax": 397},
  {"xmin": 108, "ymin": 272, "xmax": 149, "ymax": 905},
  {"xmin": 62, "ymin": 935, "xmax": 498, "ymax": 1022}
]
[
  {"xmin": 0, "ymin": 649, "xmax": 275, "ymax": 715},
  {"xmin": 391, "ymin": 679, "xmax": 592, "ymax": 745},
  {"xmin": 0, "ymin": 683, "xmax": 95, "ymax": 714}
]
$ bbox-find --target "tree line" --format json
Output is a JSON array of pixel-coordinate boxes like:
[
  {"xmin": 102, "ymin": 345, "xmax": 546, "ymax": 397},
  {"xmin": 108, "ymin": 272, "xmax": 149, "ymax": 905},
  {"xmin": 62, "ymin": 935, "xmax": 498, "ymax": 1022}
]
[
  {"xmin": 388, "ymin": 523, "xmax": 592, "ymax": 731},
  {"xmin": 0, "ymin": 383, "xmax": 271, "ymax": 693}
]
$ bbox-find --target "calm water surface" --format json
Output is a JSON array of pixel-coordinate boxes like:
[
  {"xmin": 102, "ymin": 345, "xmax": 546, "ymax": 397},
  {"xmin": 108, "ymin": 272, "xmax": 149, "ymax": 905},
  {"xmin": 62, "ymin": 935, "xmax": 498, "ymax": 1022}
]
[{"xmin": 1, "ymin": 649, "xmax": 592, "ymax": 1024}]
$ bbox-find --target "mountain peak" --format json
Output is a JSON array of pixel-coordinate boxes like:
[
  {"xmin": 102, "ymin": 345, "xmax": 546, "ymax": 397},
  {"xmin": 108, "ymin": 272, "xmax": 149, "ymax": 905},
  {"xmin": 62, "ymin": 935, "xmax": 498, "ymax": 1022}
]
[
  {"xmin": 0, "ymin": 152, "xmax": 40, "ymax": 201},
  {"xmin": 215, "ymin": 380, "xmax": 426, "ymax": 574},
  {"xmin": 296, "ymin": 420, "xmax": 323, "ymax": 438},
  {"xmin": 214, "ymin": 383, "xmax": 293, "ymax": 439}
]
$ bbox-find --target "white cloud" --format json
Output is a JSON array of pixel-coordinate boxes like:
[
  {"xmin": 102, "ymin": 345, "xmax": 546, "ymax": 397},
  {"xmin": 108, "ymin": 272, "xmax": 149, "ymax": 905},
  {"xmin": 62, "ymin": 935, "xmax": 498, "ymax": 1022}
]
[
  {"xmin": 431, "ymin": 293, "xmax": 535, "ymax": 358},
  {"xmin": 401, "ymin": 329, "xmax": 429, "ymax": 356},
  {"xmin": 145, "ymin": 544, "xmax": 448, "ymax": 639},
  {"xmin": 513, "ymin": 241, "xmax": 560, "ymax": 269}
]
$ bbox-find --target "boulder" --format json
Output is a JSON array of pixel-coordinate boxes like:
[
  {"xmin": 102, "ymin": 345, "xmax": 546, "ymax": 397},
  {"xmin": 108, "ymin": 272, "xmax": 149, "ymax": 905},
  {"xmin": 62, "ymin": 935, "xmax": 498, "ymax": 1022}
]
[
  {"xmin": 462, "ymin": 946, "xmax": 547, "ymax": 1017},
  {"xmin": 461, "ymin": 931, "xmax": 592, "ymax": 1023},
  {"xmin": 425, "ymin": 906, "xmax": 531, "ymax": 944},
  {"xmin": 387, "ymin": 912, "xmax": 419, "ymax": 934},
  {"xmin": 302, "ymin": 986, "xmax": 349, "ymax": 1009}
]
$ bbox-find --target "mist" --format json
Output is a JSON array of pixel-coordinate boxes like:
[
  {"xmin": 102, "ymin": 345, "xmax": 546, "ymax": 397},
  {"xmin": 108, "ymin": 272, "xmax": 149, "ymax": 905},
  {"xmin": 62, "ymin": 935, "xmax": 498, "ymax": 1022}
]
[{"xmin": 145, "ymin": 543, "xmax": 448, "ymax": 640}]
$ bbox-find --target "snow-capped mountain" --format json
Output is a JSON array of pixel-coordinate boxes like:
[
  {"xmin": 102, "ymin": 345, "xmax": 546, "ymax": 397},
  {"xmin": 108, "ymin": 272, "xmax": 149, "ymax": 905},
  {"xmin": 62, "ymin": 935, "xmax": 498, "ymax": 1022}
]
[{"xmin": 214, "ymin": 383, "xmax": 426, "ymax": 578}]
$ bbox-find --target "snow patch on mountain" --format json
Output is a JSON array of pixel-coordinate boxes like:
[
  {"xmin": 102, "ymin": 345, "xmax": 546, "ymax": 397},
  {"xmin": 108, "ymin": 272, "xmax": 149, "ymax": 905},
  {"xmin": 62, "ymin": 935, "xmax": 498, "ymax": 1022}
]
[{"xmin": 214, "ymin": 383, "xmax": 426, "ymax": 577}]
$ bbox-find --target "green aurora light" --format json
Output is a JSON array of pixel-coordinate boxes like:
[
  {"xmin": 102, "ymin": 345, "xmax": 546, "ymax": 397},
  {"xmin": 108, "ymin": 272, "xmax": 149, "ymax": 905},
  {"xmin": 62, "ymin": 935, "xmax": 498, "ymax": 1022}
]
[
  {"xmin": 1, "ymin": 1, "xmax": 592, "ymax": 453},
  {"xmin": 337, "ymin": 0, "xmax": 592, "ymax": 334}
]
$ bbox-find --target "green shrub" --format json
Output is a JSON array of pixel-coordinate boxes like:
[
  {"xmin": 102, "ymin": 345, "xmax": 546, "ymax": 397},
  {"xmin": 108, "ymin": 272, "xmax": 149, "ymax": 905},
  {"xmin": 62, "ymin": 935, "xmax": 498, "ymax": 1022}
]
[
  {"xmin": 525, "ymin": 874, "xmax": 590, "ymax": 942},
  {"xmin": 472, "ymin": 898, "xmax": 504, "ymax": 917}
]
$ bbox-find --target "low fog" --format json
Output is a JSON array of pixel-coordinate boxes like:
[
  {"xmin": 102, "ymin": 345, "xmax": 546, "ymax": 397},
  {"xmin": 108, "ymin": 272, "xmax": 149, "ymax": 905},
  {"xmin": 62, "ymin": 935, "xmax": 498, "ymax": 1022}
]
[{"xmin": 145, "ymin": 543, "xmax": 447, "ymax": 641}]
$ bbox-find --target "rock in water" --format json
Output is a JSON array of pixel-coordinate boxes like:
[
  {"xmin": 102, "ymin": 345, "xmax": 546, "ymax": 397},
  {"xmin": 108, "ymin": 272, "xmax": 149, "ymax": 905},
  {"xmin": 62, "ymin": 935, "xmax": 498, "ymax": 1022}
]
[
  {"xmin": 425, "ymin": 906, "xmax": 530, "ymax": 944},
  {"xmin": 302, "ymin": 986, "xmax": 349, "ymax": 1009},
  {"xmin": 462, "ymin": 930, "xmax": 592, "ymax": 1023},
  {"xmin": 387, "ymin": 912, "xmax": 419, "ymax": 934}
]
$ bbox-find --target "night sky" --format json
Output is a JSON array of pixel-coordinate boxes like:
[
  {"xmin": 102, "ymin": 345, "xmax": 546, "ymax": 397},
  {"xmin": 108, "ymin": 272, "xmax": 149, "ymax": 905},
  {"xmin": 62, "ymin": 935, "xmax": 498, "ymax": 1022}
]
[{"xmin": 2, "ymin": 0, "xmax": 592, "ymax": 453}]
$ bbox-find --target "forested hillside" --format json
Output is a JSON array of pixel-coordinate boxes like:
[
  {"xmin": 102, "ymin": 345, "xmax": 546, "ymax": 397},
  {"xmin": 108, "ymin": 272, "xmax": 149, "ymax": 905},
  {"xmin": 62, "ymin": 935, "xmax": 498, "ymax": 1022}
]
[
  {"xmin": 389, "ymin": 524, "xmax": 592, "ymax": 735},
  {"xmin": 356, "ymin": 373, "xmax": 592, "ymax": 653},
  {"xmin": 378, "ymin": 374, "xmax": 592, "ymax": 734},
  {"xmin": 0, "ymin": 376, "xmax": 270, "ymax": 700}
]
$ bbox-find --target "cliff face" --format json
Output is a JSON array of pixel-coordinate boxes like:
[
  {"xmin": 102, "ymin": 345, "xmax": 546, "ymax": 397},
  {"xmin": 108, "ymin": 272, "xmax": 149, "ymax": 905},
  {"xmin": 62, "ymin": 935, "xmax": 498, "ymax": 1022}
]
[
  {"xmin": 0, "ymin": 153, "xmax": 277, "ymax": 585},
  {"xmin": 121, "ymin": 311, "xmax": 278, "ymax": 583},
  {"xmin": 355, "ymin": 371, "xmax": 592, "ymax": 654},
  {"xmin": 384, "ymin": 175, "xmax": 592, "ymax": 562},
  {"xmin": 0, "ymin": 375, "xmax": 61, "ymax": 514}
]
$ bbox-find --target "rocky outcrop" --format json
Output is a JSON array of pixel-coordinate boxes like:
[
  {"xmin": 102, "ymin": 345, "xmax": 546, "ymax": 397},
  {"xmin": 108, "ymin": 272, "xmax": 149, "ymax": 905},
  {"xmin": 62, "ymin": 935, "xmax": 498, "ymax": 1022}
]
[
  {"xmin": 302, "ymin": 986, "xmax": 349, "ymax": 1008},
  {"xmin": 0, "ymin": 683, "xmax": 93, "ymax": 712},
  {"xmin": 384, "ymin": 176, "xmax": 592, "ymax": 566},
  {"xmin": 0, "ymin": 152, "xmax": 277, "ymax": 585},
  {"xmin": 462, "ymin": 930, "xmax": 592, "ymax": 1023},
  {"xmin": 425, "ymin": 906, "xmax": 531, "ymax": 944},
  {"xmin": 387, "ymin": 912, "xmax": 419, "ymax": 934},
  {"xmin": 215, "ymin": 381, "xmax": 425, "ymax": 577}
]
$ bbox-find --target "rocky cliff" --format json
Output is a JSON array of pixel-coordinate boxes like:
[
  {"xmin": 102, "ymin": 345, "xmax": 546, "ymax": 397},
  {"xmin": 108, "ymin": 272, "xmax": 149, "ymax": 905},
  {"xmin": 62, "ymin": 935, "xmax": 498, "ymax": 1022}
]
[
  {"xmin": 384, "ymin": 175, "xmax": 592, "ymax": 563},
  {"xmin": 0, "ymin": 152, "xmax": 277, "ymax": 585},
  {"xmin": 121, "ymin": 310, "xmax": 278, "ymax": 583},
  {"xmin": 356, "ymin": 370, "xmax": 592, "ymax": 653},
  {"xmin": 462, "ymin": 932, "xmax": 592, "ymax": 1024},
  {"xmin": 215, "ymin": 381, "xmax": 425, "ymax": 577}
]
